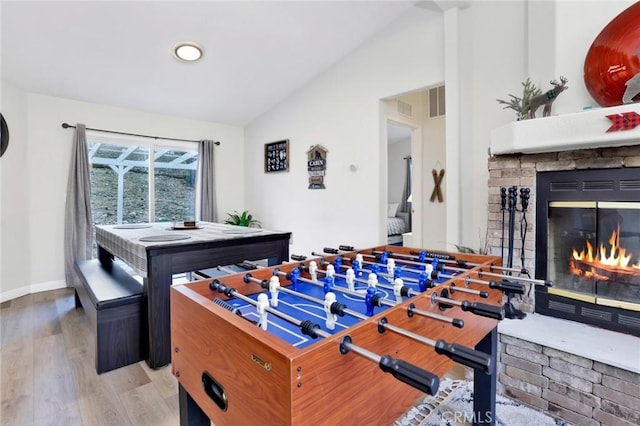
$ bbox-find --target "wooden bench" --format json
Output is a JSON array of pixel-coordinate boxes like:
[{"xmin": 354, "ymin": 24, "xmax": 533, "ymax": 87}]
[{"xmin": 74, "ymin": 259, "xmax": 147, "ymax": 374}]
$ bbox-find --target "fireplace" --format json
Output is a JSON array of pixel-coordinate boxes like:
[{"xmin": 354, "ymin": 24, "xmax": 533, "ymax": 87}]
[{"xmin": 535, "ymin": 167, "xmax": 640, "ymax": 336}]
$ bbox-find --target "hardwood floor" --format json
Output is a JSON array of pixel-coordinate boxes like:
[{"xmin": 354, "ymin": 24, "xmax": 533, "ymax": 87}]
[
  {"xmin": 0, "ymin": 288, "xmax": 180, "ymax": 426},
  {"xmin": 1, "ymin": 288, "xmax": 469, "ymax": 426}
]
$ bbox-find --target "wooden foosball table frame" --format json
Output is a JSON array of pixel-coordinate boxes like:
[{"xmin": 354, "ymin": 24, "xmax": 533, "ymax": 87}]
[{"xmin": 171, "ymin": 245, "xmax": 504, "ymax": 425}]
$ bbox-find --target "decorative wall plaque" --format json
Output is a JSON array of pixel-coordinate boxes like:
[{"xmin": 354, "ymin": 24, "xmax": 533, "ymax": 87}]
[
  {"xmin": 264, "ymin": 140, "xmax": 289, "ymax": 173},
  {"xmin": 307, "ymin": 144, "xmax": 327, "ymax": 189}
]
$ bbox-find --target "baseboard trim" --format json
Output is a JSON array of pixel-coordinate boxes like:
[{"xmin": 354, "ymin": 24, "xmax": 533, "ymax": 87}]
[{"xmin": 0, "ymin": 280, "xmax": 68, "ymax": 303}]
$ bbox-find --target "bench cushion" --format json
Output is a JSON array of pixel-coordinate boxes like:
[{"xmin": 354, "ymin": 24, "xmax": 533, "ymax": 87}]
[{"xmin": 75, "ymin": 259, "xmax": 143, "ymax": 310}]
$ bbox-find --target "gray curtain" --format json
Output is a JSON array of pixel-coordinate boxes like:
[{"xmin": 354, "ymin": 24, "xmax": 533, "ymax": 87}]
[
  {"xmin": 400, "ymin": 156, "xmax": 412, "ymax": 230},
  {"xmin": 400, "ymin": 156, "xmax": 412, "ymax": 212},
  {"xmin": 197, "ymin": 139, "xmax": 217, "ymax": 222},
  {"xmin": 64, "ymin": 123, "xmax": 93, "ymax": 287}
]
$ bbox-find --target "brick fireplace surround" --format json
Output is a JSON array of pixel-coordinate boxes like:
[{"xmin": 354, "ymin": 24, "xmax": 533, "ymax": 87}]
[{"xmin": 486, "ymin": 107, "xmax": 640, "ymax": 426}]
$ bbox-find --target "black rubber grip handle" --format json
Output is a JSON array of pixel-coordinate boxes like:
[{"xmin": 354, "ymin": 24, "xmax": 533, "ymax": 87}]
[
  {"xmin": 434, "ymin": 340, "xmax": 493, "ymax": 374},
  {"xmin": 452, "ymin": 318, "xmax": 464, "ymax": 328},
  {"xmin": 324, "ymin": 247, "xmax": 339, "ymax": 254},
  {"xmin": 490, "ymin": 280, "xmax": 525, "ymax": 295},
  {"xmin": 237, "ymin": 261, "xmax": 258, "ymax": 270},
  {"xmin": 339, "ymin": 245, "xmax": 354, "ymax": 252},
  {"xmin": 461, "ymin": 301, "xmax": 505, "ymax": 320},
  {"xmin": 290, "ymin": 254, "xmax": 307, "ymax": 261},
  {"xmin": 378, "ymin": 355, "xmax": 439, "ymax": 396}
]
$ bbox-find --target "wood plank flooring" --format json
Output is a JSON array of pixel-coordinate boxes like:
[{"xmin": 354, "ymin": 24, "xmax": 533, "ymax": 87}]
[
  {"xmin": 1, "ymin": 288, "xmax": 180, "ymax": 426},
  {"xmin": 1, "ymin": 288, "xmax": 468, "ymax": 426}
]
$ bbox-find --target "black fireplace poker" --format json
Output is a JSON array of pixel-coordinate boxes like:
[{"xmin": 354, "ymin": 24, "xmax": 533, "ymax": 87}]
[{"xmin": 503, "ymin": 185, "xmax": 527, "ymax": 320}]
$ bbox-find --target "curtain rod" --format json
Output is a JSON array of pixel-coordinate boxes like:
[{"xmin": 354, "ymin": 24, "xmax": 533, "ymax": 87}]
[{"xmin": 61, "ymin": 122, "xmax": 220, "ymax": 145}]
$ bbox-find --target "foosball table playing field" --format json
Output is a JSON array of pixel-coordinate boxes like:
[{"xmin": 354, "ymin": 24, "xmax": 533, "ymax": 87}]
[{"xmin": 170, "ymin": 244, "xmax": 536, "ymax": 426}]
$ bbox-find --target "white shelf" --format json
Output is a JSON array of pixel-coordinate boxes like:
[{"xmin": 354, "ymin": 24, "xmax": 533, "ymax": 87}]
[{"xmin": 490, "ymin": 104, "xmax": 640, "ymax": 155}]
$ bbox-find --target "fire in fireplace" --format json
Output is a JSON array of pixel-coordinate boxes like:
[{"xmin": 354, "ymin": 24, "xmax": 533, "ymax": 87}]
[{"xmin": 535, "ymin": 168, "xmax": 640, "ymax": 336}]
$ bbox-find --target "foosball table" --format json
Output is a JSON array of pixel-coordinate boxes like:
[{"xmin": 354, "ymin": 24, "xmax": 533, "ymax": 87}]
[{"xmin": 171, "ymin": 245, "xmax": 532, "ymax": 425}]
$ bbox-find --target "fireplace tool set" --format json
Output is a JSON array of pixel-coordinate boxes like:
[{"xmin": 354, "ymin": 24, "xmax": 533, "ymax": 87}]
[{"xmin": 499, "ymin": 186, "xmax": 534, "ymax": 320}]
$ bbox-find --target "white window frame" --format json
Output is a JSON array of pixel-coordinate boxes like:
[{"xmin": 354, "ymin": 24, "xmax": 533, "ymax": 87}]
[{"xmin": 87, "ymin": 130, "xmax": 198, "ymax": 223}]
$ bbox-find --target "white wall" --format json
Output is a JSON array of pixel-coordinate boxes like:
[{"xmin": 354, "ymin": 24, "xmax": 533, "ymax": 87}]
[
  {"xmin": 452, "ymin": 0, "xmax": 634, "ymax": 253},
  {"xmin": 0, "ymin": 84, "xmax": 245, "ymax": 300},
  {"xmin": 245, "ymin": 8, "xmax": 444, "ymax": 257},
  {"xmin": 422, "ymin": 114, "xmax": 446, "ymax": 249}
]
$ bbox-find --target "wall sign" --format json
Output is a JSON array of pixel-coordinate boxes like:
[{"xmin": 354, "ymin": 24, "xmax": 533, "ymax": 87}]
[
  {"xmin": 307, "ymin": 144, "xmax": 327, "ymax": 189},
  {"xmin": 264, "ymin": 140, "xmax": 289, "ymax": 173}
]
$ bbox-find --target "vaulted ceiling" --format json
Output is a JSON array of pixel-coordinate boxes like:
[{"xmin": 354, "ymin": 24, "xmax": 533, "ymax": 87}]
[{"xmin": 2, "ymin": 1, "xmax": 441, "ymax": 126}]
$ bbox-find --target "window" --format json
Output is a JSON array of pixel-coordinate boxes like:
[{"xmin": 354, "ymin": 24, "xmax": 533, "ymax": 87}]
[{"xmin": 87, "ymin": 132, "xmax": 198, "ymax": 227}]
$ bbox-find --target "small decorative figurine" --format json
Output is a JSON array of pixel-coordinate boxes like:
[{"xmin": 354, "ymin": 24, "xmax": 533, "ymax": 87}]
[
  {"xmin": 527, "ymin": 76, "xmax": 569, "ymax": 118},
  {"xmin": 497, "ymin": 76, "xmax": 568, "ymax": 120}
]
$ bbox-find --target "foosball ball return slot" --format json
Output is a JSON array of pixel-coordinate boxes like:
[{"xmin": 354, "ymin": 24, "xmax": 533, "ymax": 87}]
[{"xmin": 170, "ymin": 245, "xmax": 508, "ymax": 426}]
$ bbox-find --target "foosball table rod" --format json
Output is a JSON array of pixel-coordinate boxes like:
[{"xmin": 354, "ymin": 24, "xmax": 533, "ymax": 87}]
[
  {"xmin": 209, "ymin": 278, "xmax": 441, "ymax": 396},
  {"xmin": 339, "ymin": 335, "xmax": 439, "ymax": 396}
]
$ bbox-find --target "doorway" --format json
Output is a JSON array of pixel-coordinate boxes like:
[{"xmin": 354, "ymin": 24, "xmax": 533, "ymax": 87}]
[{"xmin": 387, "ymin": 122, "xmax": 413, "ymax": 245}]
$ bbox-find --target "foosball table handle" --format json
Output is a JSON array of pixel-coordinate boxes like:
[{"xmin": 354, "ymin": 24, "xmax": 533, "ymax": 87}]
[
  {"xmin": 339, "ymin": 336, "xmax": 439, "ymax": 396},
  {"xmin": 434, "ymin": 340, "xmax": 493, "ymax": 374},
  {"xmin": 489, "ymin": 280, "xmax": 526, "ymax": 295},
  {"xmin": 460, "ymin": 301, "xmax": 505, "ymax": 320},
  {"xmin": 378, "ymin": 355, "xmax": 440, "ymax": 396}
]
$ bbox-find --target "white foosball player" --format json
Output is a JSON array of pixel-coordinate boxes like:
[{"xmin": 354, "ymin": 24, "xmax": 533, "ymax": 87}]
[
  {"xmin": 393, "ymin": 278, "xmax": 404, "ymax": 304},
  {"xmin": 309, "ymin": 261, "xmax": 318, "ymax": 282},
  {"xmin": 386, "ymin": 259, "xmax": 396, "ymax": 281},
  {"xmin": 345, "ymin": 268, "xmax": 355, "ymax": 291},
  {"xmin": 367, "ymin": 272, "xmax": 378, "ymax": 289},
  {"xmin": 326, "ymin": 264, "xmax": 335, "ymax": 279},
  {"xmin": 269, "ymin": 275, "xmax": 280, "ymax": 307},
  {"xmin": 355, "ymin": 253, "xmax": 364, "ymax": 275},
  {"xmin": 324, "ymin": 292, "xmax": 338, "ymax": 330},
  {"xmin": 257, "ymin": 293, "xmax": 269, "ymax": 331}
]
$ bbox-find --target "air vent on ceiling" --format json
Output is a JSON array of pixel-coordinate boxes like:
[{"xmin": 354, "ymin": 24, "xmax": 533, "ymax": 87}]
[
  {"xmin": 583, "ymin": 180, "xmax": 614, "ymax": 191},
  {"xmin": 550, "ymin": 181, "xmax": 578, "ymax": 191},
  {"xmin": 397, "ymin": 100, "xmax": 412, "ymax": 117},
  {"xmin": 620, "ymin": 179, "xmax": 640, "ymax": 190}
]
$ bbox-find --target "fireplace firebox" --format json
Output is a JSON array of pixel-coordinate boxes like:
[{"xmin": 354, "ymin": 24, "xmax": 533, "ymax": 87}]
[{"xmin": 535, "ymin": 168, "xmax": 640, "ymax": 336}]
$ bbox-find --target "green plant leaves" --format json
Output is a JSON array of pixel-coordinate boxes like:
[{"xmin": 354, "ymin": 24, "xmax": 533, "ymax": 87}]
[{"xmin": 224, "ymin": 210, "xmax": 261, "ymax": 227}]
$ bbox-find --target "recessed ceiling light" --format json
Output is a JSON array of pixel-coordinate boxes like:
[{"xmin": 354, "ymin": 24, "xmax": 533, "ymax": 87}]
[{"xmin": 173, "ymin": 42, "xmax": 203, "ymax": 62}]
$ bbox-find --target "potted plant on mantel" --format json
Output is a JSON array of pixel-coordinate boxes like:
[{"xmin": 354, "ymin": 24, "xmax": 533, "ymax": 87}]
[{"xmin": 224, "ymin": 210, "xmax": 261, "ymax": 228}]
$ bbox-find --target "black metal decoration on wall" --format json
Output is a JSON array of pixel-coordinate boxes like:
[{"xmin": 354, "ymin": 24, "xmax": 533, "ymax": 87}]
[
  {"xmin": 1, "ymin": 113, "xmax": 9, "ymax": 157},
  {"xmin": 264, "ymin": 140, "xmax": 289, "ymax": 173},
  {"xmin": 307, "ymin": 144, "xmax": 327, "ymax": 189}
]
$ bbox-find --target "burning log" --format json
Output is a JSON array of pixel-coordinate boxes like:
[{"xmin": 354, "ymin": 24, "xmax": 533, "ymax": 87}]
[{"xmin": 570, "ymin": 258, "xmax": 640, "ymax": 286}]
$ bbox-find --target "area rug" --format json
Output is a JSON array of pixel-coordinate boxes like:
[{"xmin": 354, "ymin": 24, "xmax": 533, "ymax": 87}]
[{"xmin": 394, "ymin": 378, "xmax": 571, "ymax": 426}]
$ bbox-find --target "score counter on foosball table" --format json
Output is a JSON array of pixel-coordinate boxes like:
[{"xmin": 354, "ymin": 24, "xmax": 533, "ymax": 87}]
[{"xmin": 170, "ymin": 245, "xmax": 519, "ymax": 425}]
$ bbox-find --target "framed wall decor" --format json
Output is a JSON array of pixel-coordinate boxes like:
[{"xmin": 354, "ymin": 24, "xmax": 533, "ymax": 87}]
[{"xmin": 264, "ymin": 139, "xmax": 289, "ymax": 173}]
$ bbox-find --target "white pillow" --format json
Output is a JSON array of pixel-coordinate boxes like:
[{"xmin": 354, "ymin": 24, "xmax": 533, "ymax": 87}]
[{"xmin": 387, "ymin": 203, "xmax": 399, "ymax": 217}]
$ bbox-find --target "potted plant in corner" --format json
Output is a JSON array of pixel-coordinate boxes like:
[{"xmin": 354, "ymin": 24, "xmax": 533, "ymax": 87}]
[{"xmin": 224, "ymin": 210, "xmax": 261, "ymax": 228}]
